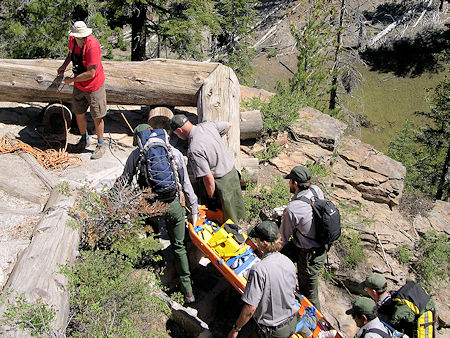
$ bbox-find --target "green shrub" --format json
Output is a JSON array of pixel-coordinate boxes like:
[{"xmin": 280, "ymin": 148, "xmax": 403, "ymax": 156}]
[
  {"xmin": 56, "ymin": 181, "xmax": 71, "ymax": 197},
  {"xmin": 414, "ymin": 231, "xmax": 449, "ymax": 285},
  {"xmin": 307, "ymin": 162, "xmax": 333, "ymax": 180},
  {"xmin": 255, "ymin": 143, "xmax": 283, "ymax": 162},
  {"xmin": 244, "ymin": 84, "xmax": 301, "ymax": 136},
  {"xmin": 0, "ymin": 292, "xmax": 55, "ymax": 336},
  {"xmin": 70, "ymin": 183, "xmax": 165, "ymax": 261},
  {"xmin": 61, "ymin": 250, "xmax": 169, "ymax": 337},
  {"xmin": 339, "ymin": 231, "xmax": 366, "ymax": 269},
  {"xmin": 396, "ymin": 244, "xmax": 412, "ymax": 264},
  {"xmin": 243, "ymin": 176, "xmax": 291, "ymax": 220}
]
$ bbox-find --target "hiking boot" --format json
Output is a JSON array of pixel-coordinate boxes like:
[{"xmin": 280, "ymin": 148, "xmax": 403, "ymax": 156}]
[
  {"xmin": 91, "ymin": 143, "xmax": 106, "ymax": 159},
  {"xmin": 184, "ymin": 291, "xmax": 195, "ymax": 304},
  {"xmin": 70, "ymin": 136, "xmax": 91, "ymax": 153}
]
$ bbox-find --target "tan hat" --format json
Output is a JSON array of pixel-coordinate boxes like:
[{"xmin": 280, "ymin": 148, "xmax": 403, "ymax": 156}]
[{"xmin": 69, "ymin": 21, "xmax": 92, "ymax": 38}]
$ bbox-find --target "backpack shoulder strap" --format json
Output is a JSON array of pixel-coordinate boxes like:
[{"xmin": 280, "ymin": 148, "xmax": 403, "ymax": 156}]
[
  {"xmin": 361, "ymin": 328, "xmax": 391, "ymax": 338},
  {"xmin": 310, "ymin": 187, "xmax": 319, "ymax": 199}
]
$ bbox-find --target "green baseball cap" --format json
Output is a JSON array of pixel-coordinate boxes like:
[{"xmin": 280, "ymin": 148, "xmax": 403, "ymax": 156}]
[
  {"xmin": 133, "ymin": 124, "xmax": 151, "ymax": 146},
  {"xmin": 283, "ymin": 165, "xmax": 311, "ymax": 183},
  {"xmin": 345, "ymin": 297, "xmax": 376, "ymax": 316},
  {"xmin": 170, "ymin": 114, "xmax": 188, "ymax": 130},
  {"xmin": 360, "ymin": 273, "xmax": 387, "ymax": 292},
  {"xmin": 248, "ymin": 221, "xmax": 279, "ymax": 242}
]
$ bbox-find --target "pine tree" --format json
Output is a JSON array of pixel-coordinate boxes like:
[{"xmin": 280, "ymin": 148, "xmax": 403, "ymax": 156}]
[
  {"xmin": 214, "ymin": 0, "xmax": 259, "ymax": 85},
  {"xmin": 106, "ymin": 0, "xmax": 219, "ymax": 61},
  {"xmin": 289, "ymin": 0, "xmax": 338, "ymax": 112},
  {"xmin": 415, "ymin": 79, "xmax": 449, "ymax": 200},
  {"xmin": 0, "ymin": 0, "xmax": 119, "ymax": 59}
]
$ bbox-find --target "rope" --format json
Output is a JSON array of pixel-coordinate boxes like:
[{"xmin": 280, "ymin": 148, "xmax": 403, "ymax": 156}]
[{"xmin": 0, "ymin": 135, "xmax": 82, "ymax": 171}]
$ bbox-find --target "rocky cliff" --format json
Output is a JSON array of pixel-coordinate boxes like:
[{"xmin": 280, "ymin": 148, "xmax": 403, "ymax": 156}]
[{"xmin": 240, "ymin": 103, "xmax": 449, "ymax": 336}]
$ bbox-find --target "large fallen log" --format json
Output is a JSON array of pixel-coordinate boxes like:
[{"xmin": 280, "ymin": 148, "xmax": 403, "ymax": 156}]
[
  {"xmin": 0, "ymin": 188, "xmax": 79, "ymax": 336},
  {"xmin": 0, "ymin": 58, "xmax": 217, "ymax": 107}
]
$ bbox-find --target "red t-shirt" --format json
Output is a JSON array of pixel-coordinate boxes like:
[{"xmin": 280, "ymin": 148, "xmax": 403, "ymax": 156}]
[{"xmin": 68, "ymin": 35, "xmax": 105, "ymax": 92}]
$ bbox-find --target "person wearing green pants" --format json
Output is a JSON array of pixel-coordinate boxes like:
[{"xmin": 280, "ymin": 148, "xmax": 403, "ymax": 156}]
[
  {"xmin": 119, "ymin": 124, "xmax": 199, "ymax": 303},
  {"xmin": 280, "ymin": 166, "xmax": 327, "ymax": 310},
  {"xmin": 170, "ymin": 114, "xmax": 245, "ymax": 224}
]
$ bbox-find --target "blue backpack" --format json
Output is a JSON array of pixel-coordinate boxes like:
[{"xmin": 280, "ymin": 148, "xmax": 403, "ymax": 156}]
[{"xmin": 136, "ymin": 129, "xmax": 181, "ymax": 200}]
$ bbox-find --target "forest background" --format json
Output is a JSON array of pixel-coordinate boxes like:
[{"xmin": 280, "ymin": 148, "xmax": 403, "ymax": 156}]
[{"xmin": 1, "ymin": 0, "xmax": 446, "ymax": 200}]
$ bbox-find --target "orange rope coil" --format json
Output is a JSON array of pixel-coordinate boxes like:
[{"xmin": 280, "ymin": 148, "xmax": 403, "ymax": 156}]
[{"xmin": 0, "ymin": 135, "xmax": 82, "ymax": 171}]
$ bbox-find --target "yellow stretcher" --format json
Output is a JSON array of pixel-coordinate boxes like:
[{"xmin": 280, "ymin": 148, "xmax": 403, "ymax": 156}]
[{"xmin": 188, "ymin": 205, "xmax": 342, "ymax": 337}]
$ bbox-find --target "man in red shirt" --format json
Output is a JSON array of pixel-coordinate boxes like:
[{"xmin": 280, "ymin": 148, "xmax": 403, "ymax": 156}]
[{"xmin": 58, "ymin": 21, "xmax": 107, "ymax": 159}]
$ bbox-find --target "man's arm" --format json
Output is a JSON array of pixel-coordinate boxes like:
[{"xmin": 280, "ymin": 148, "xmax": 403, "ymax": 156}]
[
  {"xmin": 57, "ymin": 54, "xmax": 72, "ymax": 76},
  {"xmin": 119, "ymin": 149, "xmax": 139, "ymax": 185},
  {"xmin": 171, "ymin": 147, "xmax": 199, "ymax": 215},
  {"xmin": 64, "ymin": 64, "xmax": 97, "ymax": 84},
  {"xmin": 202, "ymin": 173, "xmax": 215, "ymax": 197},
  {"xmin": 280, "ymin": 207, "xmax": 295, "ymax": 245},
  {"xmin": 227, "ymin": 303, "xmax": 256, "ymax": 338}
]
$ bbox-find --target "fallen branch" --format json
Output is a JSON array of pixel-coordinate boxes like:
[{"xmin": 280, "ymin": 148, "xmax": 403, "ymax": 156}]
[{"xmin": 375, "ymin": 231, "xmax": 393, "ymax": 273}]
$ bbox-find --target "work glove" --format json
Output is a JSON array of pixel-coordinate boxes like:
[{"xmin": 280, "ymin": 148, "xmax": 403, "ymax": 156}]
[{"xmin": 205, "ymin": 196, "xmax": 220, "ymax": 212}]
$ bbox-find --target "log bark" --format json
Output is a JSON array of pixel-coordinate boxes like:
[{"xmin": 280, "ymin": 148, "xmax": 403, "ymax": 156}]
[
  {"xmin": 0, "ymin": 58, "xmax": 219, "ymax": 107},
  {"xmin": 240, "ymin": 110, "xmax": 263, "ymax": 140},
  {"xmin": 240, "ymin": 157, "xmax": 259, "ymax": 184},
  {"xmin": 147, "ymin": 106, "xmax": 174, "ymax": 130},
  {"xmin": 197, "ymin": 64, "xmax": 241, "ymax": 170},
  {"xmin": 148, "ymin": 107, "xmax": 263, "ymax": 140},
  {"xmin": 0, "ymin": 189, "xmax": 79, "ymax": 336}
]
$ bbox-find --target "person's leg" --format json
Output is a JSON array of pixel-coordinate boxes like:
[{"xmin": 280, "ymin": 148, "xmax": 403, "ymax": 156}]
[
  {"xmin": 88, "ymin": 84, "xmax": 107, "ymax": 159},
  {"xmin": 93, "ymin": 117, "xmax": 104, "ymax": 141},
  {"xmin": 215, "ymin": 168, "xmax": 245, "ymax": 223},
  {"xmin": 72, "ymin": 87, "xmax": 90, "ymax": 150},
  {"xmin": 297, "ymin": 248, "xmax": 326, "ymax": 311},
  {"xmin": 164, "ymin": 201, "xmax": 192, "ymax": 296}
]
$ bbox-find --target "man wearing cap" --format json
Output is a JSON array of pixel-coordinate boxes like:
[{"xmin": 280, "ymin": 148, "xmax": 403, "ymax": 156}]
[
  {"xmin": 118, "ymin": 124, "xmax": 199, "ymax": 303},
  {"xmin": 346, "ymin": 297, "xmax": 391, "ymax": 337},
  {"xmin": 280, "ymin": 165, "xmax": 326, "ymax": 310},
  {"xmin": 57, "ymin": 21, "xmax": 107, "ymax": 159},
  {"xmin": 228, "ymin": 221, "xmax": 299, "ymax": 338},
  {"xmin": 361, "ymin": 273, "xmax": 424, "ymax": 337},
  {"xmin": 170, "ymin": 114, "xmax": 245, "ymax": 223}
]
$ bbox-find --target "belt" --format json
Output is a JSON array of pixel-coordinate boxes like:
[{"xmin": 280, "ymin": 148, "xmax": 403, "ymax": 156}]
[{"xmin": 261, "ymin": 312, "xmax": 299, "ymax": 331}]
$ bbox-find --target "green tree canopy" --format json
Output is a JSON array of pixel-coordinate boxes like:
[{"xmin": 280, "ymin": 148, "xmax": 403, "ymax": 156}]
[{"xmin": 0, "ymin": 0, "xmax": 121, "ymax": 59}]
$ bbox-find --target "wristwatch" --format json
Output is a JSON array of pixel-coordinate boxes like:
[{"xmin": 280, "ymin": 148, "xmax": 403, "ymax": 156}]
[{"xmin": 232, "ymin": 323, "xmax": 242, "ymax": 332}]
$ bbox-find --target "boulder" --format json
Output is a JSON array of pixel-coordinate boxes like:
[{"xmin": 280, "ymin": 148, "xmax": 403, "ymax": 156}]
[
  {"xmin": 335, "ymin": 136, "xmax": 406, "ymax": 206},
  {"xmin": 413, "ymin": 200, "xmax": 450, "ymax": 235},
  {"xmin": 291, "ymin": 107, "xmax": 347, "ymax": 151}
]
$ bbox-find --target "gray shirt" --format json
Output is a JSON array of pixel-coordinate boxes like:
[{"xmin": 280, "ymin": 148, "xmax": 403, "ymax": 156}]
[
  {"xmin": 280, "ymin": 185, "xmax": 324, "ymax": 249},
  {"xmin": 242, "ymin": 252, "xmax": 299, "ymax": 327},
  {"xmin": 356, "ymin": 317, "xmax": 390, "ymax": 338},
  {"xmin": 120, "ymin": 146, "xmax": 198, "ymax": 215},
  {"xmin": 187, "ymin": 121, "xmax": 234, "ymax": 178}
]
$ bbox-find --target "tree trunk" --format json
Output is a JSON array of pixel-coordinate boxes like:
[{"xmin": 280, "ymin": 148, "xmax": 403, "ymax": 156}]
[
  {"xmin": 0, "ymin": 189, "xmax": 79, "ymax": 335},
  {"xmin": 131, "ymin": 3, "xmax": 148, "ymax": 61},
  {"xmin": 329, "ymin": 0, "xmax": 345, "ymax": 111},
  {"xmin": 198, "ymin": 64, "xmax": 241, "ymax": 169},
  {"xmin": 240, "ymin": 110, "xmax": 263, "ymax": 140},
  {"xmin": 435, "ymin": 143, "xmax": 450, "ymax": 200},
  {"xmin": 0, "ymin": 58, "xmax": 218, "ymax": 106}
]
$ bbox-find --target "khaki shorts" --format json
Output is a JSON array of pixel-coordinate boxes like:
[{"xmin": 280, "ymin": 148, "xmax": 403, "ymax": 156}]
[{"xmin": 72, "ymin": 84, "xmax": 107, "ymax": 119}]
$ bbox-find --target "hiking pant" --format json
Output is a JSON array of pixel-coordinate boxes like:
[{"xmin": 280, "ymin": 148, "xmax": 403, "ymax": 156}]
[
  {"xmin": 195, "ymin": 167, "xmax": 246, "ymax": 223},
  {"xmin": 149, "ymin": 200, "xmax": 192, "ymax": 294},
  {"xmin": 296, "ymin": 246, "xmax": 327, "ymax": 311}
]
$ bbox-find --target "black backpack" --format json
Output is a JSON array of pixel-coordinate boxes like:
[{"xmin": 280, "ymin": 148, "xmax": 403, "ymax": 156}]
[
  {"xmin": 298, "ymin": 188, "xmax": 341, "ymax": 247},
  {"xmin": 136, "ymin": 129, "xmax": 182, "ymax": 201},
  {"xmin": 391, "ymin": 280, "xmax": 435, "ymax": 338}
]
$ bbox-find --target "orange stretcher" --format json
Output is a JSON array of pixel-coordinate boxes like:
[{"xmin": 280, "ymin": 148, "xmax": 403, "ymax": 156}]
[{"xmin": 188, "ymin": 205, "xmax": 342, "ymax": 337}]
